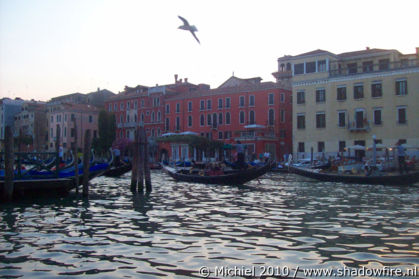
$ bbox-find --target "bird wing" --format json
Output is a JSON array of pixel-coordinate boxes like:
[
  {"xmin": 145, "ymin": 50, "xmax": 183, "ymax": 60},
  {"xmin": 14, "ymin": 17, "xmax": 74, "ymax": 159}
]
[
  {"xmin": 178, "ymin": 15, "xmax": 189, "ymax": 26},
  {"xmin": 190, "ymin": 30, "xmax": 200, "ymax": 44}
]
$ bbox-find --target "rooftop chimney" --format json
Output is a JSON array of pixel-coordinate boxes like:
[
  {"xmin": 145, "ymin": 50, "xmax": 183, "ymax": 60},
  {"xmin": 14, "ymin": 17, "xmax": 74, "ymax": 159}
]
[
  {"xmin": 416, "ymin": 47, "xmax": 419, "ymax": 57},
  {"xmin": 366, "ymin": 47, "xmax": 370, "ymax": 50},
  {"xmin": 174, "ymin": 74, "xmax": 178, "ymax": 83},
  {"xmin": 185, "ymin": 78, "xmax": 188, "ymax": 83}
]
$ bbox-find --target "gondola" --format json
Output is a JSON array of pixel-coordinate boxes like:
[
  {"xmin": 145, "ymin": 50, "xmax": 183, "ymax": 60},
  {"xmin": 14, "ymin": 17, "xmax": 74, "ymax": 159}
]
[
  {"xmin": 0, "ymin": 164, "xmax": 108, "ymax": 197},
  {"xmin": 0, "ymin": 152, "xmax": 113, "ymax": 199},
  {"xmin": 288, "ymin": 165, "xmax": 419, "ymax": 186},
  {"xmin": 270, "ymin": 163, "xmax": 289, "ymax": 173},
  {"xmin": 164, "ymin": 161, "xmax": 274, "ymax": 185},
  {"xmin": 103, "ymin": 162, "xmax": 132, "ymax": 177}
]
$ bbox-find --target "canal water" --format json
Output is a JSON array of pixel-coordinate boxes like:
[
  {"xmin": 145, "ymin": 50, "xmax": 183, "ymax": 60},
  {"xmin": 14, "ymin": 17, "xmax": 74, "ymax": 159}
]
[{"xmin": 0, "ymin": 171, "xmax": 418, "ymax": 278}]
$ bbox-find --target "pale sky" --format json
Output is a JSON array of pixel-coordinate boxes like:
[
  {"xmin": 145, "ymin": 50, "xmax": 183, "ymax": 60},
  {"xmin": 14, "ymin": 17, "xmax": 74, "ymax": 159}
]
[{"xmin": 1, "ymin": 0, "xmax": 418, "ymax": 101}]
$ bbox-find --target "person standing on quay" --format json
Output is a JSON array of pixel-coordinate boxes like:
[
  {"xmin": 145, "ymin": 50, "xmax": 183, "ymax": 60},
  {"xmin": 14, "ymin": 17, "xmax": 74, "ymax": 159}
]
[{"xmin": 396, "ymin": 140, "xmax": 408, "ymax": 174}]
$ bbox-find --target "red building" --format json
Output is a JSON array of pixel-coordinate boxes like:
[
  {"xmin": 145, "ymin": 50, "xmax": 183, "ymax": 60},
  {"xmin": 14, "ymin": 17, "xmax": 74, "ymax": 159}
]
[{"xmin": 105, "ymin": 75, "xmax": 292, "ymax": 162}]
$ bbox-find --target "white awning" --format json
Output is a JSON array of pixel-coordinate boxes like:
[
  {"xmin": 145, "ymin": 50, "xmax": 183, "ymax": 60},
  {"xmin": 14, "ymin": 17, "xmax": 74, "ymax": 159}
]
[
  {"xmin": 244, "ymin": 124, "xmax": 265, "ymax": 129},
  {"xmin": 179, "ymin": 131, "xmax": 199, "ymax": 135},
  {"xmin": 161, "ymin": 132, "xmax": 177, "ymax": 137}
]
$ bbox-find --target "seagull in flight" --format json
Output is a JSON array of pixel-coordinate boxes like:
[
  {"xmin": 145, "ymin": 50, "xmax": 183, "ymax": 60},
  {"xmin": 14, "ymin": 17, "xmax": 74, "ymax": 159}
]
[{"xmin": 178, "ymin": 15, "xmax": 200, "ymax": 44}]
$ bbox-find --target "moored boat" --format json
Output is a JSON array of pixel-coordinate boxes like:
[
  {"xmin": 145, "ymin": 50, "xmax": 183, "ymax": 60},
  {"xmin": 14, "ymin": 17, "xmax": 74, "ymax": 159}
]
[
  {"xmin": 1, "ymin": 159, "xmax": 112, "ymax": 199},
  {"xmin": 289, "ymin": 165, "xmax": 419, "ymax": 186},
  {"xmin": 103, "ymin": 162, "xmax": 132, "ymax": 177},
  {"xmin": 164, "ymin": 161, "xmax": 274, "ymax": 185}
]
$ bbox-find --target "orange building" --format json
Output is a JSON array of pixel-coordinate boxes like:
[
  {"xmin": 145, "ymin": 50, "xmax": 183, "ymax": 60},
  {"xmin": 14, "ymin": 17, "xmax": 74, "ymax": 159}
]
[{"xmin": 106, "ymin": 76, "xmax": 292, "ymax": 162}]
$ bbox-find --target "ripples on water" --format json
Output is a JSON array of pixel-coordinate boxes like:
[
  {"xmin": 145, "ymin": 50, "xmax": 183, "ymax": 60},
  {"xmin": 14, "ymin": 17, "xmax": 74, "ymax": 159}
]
[{"xmin": 0, "ymin": 172, "xmax": 418, "ymax": 278}]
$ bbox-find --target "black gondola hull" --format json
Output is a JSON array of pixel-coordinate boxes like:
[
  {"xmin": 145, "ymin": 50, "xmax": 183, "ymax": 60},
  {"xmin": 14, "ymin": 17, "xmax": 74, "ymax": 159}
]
[
  {"xmin": 103, "ymin": 163, "xmax": 132, "ymax": 177},
  {"xmin": 289, "ymin": 166, "xmax": 419, "ymax": 186},
  {"xmin": 164, "ymin": 162, "xmax": 273, "ymax": 185},
  {"xmin": 0, "ymin": 168, "xmax": 107, "ymax": 200}
]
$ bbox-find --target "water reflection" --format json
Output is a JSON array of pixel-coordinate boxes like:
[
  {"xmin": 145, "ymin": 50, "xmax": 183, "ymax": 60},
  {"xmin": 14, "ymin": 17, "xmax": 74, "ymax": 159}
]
[{"xmin": 0, "ymin": 171, "xmax": 418, "ymax": 278}]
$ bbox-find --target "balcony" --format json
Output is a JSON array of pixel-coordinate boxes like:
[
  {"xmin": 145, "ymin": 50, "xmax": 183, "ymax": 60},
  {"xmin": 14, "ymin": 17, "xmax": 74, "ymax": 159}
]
[
  {"xmin": 272, "ymin": 70, "xmax": 292, "ymax": 79},
  {"xmin": 117, "ymin": 122, "xmax": 137, "ymax": 128},
  {"xmin": 234, "ymin": 129, "xmax": 276, "ymax": 140},
  {"xmin": 348, "ymin": 120, "xmax": 370, "ymax": 132},
  {"xmin": 329, "ymin": 58, "xmax": 419, "ymax": 78}
]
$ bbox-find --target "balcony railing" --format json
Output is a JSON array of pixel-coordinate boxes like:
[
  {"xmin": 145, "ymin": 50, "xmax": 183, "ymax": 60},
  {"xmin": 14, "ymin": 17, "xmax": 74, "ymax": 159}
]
[
  {"xmin": 117, "ymin": 122, "xmax": 137, "ymax": 128},
  {"xmin": 234, "ymin": 130, "xmax": 276, "ymax": 140},
  {"xmin": 329, "ymin": 59, "xmax": 419, "ymax": 77},
  {"xmin": 347, "ymin": 120, "xmax": 370, "ymax": 132},
  {"xmin": 273, "ymin": 70, "xmax": 292, "ymax": 79}
]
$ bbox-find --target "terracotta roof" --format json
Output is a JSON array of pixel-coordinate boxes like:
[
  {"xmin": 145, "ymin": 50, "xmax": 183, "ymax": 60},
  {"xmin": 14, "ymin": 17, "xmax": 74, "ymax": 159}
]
[
  {"xmin": 217, "ymin": 76, "xmax": 263, "ymax": 88},
  {"xmin": 165, "ymin": 81, "xmax": 284, "ymax": 101},
  {"xmin": 296, "ymin": 49, "xmax": 334, "ymax": 57},
  {"xmin": 50, "ymin": 92, "xmax": 85, "ymax": 101},
  {"xmin": 278, "ymin": 49, "xmax": 336, "ymax": 60},
  {"xmin": 337, "ymin": 48, "xmax": 396, "ymax": 58},
  {"xmin": 108, "ymin": 91, "xmax": 148, "ymax": 101},
  {"xmin": 50, "ymin": 103, "xmax": 100, "ymax": 113},
  {"xmin": 107, "ymin": 81, "xmax": 200, "ymax": 102}
]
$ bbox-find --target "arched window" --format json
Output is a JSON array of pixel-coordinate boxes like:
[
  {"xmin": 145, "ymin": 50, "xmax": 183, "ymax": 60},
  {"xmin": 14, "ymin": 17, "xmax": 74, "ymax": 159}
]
[
  {"xmin": 280, "ymin": 63, "xmax": 285, "ymax": 71},
  {"xmin": 226, "ymin": 112, "xmax": 231, "ymax": 124},
  {"xmin": 268, "ymin": 109, "xmax": 275, "ymax": 125},
  {"xmin": 239, "ymin": 111, "xmax": 245, "ymax": 124},
  {"xmin": 249, "ymin": 110, "xmax": 255, "ymax": 124},
  {"xmin": 165, "ymin": 118, "xmax": 170, "ymax": 131},
  {"xmin": 188, "ymin": 115, "xmax": 193, "ymax": 127},
  {"xmin": 200, "ymin": 114, "xmax": 205, "ymax": 126},
  {"xmin": 212, "ymin": 113, "xmax": 217, "ymax": 128}
]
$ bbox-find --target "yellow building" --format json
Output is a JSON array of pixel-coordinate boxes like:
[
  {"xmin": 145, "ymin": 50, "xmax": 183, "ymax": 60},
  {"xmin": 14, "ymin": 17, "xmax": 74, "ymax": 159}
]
[{"xmin": 274, "ymin": 48, "xmax": 419, "ymax": 159}]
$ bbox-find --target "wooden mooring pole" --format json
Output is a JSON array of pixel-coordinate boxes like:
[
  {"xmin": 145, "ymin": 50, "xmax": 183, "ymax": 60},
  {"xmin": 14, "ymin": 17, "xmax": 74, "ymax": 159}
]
[
  {"xmin": 3, "ymin": 126, "xmax": 14, "ymax": 201},
  {"xmin": 141, "ymin": 126, "xmax": 152, "ymax": 192},
  {"xmin": 137, "ymin": 127, "xmax": 144, "ymax": 193},
  {"xmin": 131, "ymin": 129, "xmax": 139, "ymax": 192},
  {"xmin": 82, "ymin": 130, "xmax": 91, "ymax": 197},
  {"xmin": 130, "ymin": 125, "xmax": 152, "ymax": 194},
  {"xmin": 73, "ymin": 118, "xmax": 79, "ymax": 193},
  {"xmin": 55, "ymin": 125, "xmax": 61, "ymax": 177}
]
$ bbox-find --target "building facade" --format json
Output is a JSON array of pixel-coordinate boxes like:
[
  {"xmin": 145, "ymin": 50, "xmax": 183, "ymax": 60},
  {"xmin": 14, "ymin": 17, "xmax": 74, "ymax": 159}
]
[
  {"xmin": 0, "ymin": 98, "xmax": 24, "ymax": 149},
  {"xmin": 49, "ymin": 88, "xmax": 115, "ymax": 108},
  {"xmin": 14, "ymin": 101, "xmax": 48, "ymax": 151},
  {"xmin": 274, "ymin": 48, "xmax": 419, "ymax": 159},
  {"xmin": 46, "ymin": 103, "xmax": 99, "ymax": 154},
  {"xmin": 106, "ymin": 76, "xmax": 292, "ymax": 162}
]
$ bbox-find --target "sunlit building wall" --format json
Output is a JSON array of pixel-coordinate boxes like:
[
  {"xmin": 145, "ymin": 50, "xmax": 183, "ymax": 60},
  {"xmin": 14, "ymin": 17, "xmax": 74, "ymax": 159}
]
[{"xmin": 274, "ymin": 48, "xmax": 419, "ymax": 159}]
